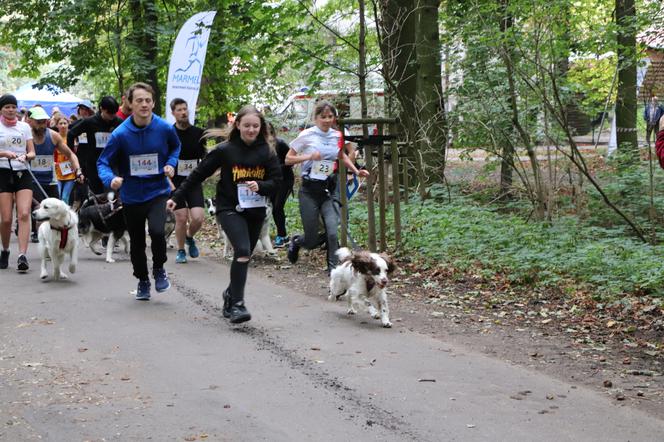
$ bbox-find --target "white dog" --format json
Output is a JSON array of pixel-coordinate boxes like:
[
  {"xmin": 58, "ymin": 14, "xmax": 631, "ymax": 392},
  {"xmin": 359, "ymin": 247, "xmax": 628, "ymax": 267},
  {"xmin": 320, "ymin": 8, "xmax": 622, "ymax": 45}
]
[
  {"xmin": 32, "ymin": 198, "xmax": 79, "ymax": 281},
  {"xmin": 205, "ymin": 198, "xmax": 276, "ymax": 258},
  {"xmin": 328, "ymin": 247, "xmax": 396, "ymax": 328}
]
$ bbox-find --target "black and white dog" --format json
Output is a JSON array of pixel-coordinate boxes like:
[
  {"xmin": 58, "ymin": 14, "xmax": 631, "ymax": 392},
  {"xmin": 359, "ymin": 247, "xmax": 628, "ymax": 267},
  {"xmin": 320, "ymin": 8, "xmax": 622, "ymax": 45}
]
[
  {"xmin": 205, "ymin": 197, "xmax": 275, "ymax": 258},
  {"xmin": 78, "ymin": 192, "xmax": 175, "ymax": 263},
  {"xmin": 329, "ymin": 247, "xmax": 397, "ymax": 328},
  {"xmin": 77, "ymin": 193, "xmax": 128, "ymax": 263}
]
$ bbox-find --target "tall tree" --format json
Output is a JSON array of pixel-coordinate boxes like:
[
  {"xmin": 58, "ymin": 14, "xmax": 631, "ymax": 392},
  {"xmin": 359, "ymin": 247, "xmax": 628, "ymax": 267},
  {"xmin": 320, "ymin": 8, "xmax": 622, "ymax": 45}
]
[
  {"xmin": 129, "ymin": 0, "xmax": 161, "ymax": 114},
  {"xmin": 415, "ymin": 0, "xmax": 448, "ymax": 182},
  {"xmin": 615, "ymin": 0, "xmax": 638, "ymax": 158}
]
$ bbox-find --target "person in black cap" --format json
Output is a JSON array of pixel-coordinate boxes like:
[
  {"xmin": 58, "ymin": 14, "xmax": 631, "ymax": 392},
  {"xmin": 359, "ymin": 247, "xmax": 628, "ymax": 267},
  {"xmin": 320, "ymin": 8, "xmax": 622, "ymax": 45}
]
[
  {"xmin": 0, "ymin": 94, "xmax": 36, "ymax": 272},
  {"xmin": 67, "ymin": 96, "xmax": 123, "ymax": 195}
]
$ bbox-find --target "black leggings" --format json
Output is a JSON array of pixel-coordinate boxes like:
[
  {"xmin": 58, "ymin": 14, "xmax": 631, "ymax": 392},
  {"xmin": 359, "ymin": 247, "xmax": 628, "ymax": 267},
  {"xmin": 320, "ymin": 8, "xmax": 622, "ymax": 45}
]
[
  {"xmin": 217, "ymin": 209, "xmax": 265, "ymax": 304},
  {"xmin": 271, "ymin": 177, "xmax": 293, "ymax": 237},
  {"xmin": 123, "ymin": 194, "xmax": 169, "ymax": 281}
]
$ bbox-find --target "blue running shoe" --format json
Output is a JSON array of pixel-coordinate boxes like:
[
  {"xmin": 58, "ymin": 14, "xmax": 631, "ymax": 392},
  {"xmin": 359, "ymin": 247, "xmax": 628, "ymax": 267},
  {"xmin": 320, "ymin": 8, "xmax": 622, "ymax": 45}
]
[
  {"xmin": 274, "ymin": 235, "xmax": 290, "ymax": 248},
  {"xmin": 186, "ymin": 236, "xmax": 199, "ymax": 258},
  {"xmin": 175, "ymin": 249, "xmax": 187, "ymax": 264},
  {"xmin": 136, "ymin": 280, "xmax": 151, "ymax": 301},
  {"xmin": 153, "ymin": 268, "xmax": 171, "ymax": 292}
]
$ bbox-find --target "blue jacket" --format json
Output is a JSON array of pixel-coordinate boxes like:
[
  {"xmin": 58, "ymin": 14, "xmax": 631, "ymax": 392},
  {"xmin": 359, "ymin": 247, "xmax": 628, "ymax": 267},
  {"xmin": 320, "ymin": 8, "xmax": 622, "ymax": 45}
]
[
  {"xmin": 644, "ymin": 104, "xmax": 664, "ymax": 125},
  {"xmin": 97, "ymin": 114, "xmax": 181, "ymax": 204}
]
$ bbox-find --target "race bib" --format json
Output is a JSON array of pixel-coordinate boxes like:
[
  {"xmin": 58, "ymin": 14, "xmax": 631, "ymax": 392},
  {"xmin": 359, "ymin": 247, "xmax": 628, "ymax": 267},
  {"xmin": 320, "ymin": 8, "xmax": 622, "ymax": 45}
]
[
  {"xmin": 7, "ymin": 134, "xmax": 24, "ymax": 148},
  {"xmin": 177, "ymin": 159, "xmax": 198, "ymax": 177},
  {"xmin": 237, "ymin": 183, "xmax": 266, "ymax": 209},
  {"xmin": 58, "ymin": 161, "xmax": 73, "ymax": 175},
  {"xmin": 95, "ymin": 132, "xmax": 111, "ymax": 148},
  {"xmin": 78, "ymin": 133, "xmax": 88, "ymax": 144},
  {"xmin": 309, "ymin": 160, "xmax": 334, "ymax": 180},
  {"xmin": 31, "ymin": 155, "xmax": 53, "ymax": 172},
  {"xmin": 129, "ymin": 153, "xmax": 159, "ymax": 176}
]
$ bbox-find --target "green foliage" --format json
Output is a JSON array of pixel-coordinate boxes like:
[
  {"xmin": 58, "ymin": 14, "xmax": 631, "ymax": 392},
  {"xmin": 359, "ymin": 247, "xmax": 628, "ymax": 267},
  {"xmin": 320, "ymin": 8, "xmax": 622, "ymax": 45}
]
[
  {"xmin": 344, "ymin": 193, "xmax": 664, "ymax": 298},
  {"xmin": 567, "ymin": 56, "xmax": 616, "ymax": 116}
]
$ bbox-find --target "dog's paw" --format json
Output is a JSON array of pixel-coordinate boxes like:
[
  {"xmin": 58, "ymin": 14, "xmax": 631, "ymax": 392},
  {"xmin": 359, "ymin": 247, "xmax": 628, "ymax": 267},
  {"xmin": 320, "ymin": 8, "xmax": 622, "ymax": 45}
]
[
  {"xmin": 69, "ymin": 264, "xmax": 76, "ymax": 274},
  {"xmin": 90, "ymin": 248, "xmax": 103, "ymax": 256},
  {"xmin": 382, "ymin": 320, "xmax": 392, "ymax": 328},
  {"xmin": 346, "ymin": 308, "xmax": 357, "ymax": 315},
  {"xmin": 59, "ymin": 273, "xmax": 69, "ymax": 280},
  {"xmin": 105, "ymin": 257, "xmax": 116, "ymax": 263},
  {"xmin": 40, "ymin": 272, "xmax": 48, "ymax": 280}
]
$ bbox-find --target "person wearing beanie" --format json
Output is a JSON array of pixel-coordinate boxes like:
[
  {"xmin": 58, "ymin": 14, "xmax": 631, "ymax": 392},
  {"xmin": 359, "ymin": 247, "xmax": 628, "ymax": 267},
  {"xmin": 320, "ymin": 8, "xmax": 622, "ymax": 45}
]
[{"xmin": 0, "ymin": 94, "xmax": 36, "ymax": 272}]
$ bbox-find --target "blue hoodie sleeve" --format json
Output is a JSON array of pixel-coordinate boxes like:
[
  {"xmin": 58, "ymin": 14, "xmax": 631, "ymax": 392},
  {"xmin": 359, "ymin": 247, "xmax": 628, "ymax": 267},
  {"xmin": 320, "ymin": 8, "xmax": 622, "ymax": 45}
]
[
  {"xmin": 165, "ymin": 125, "xmax": 181, "ymax": 169},
  {"xmin": 97, "ymin": 132, "xmax": 120, "ymax": 188}
]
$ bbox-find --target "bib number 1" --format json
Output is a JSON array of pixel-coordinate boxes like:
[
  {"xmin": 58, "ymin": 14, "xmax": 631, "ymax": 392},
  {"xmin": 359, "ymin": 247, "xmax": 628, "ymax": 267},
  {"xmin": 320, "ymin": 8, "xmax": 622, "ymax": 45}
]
[
  {"xmin": 130, "ymin": 153, "xmax": 159, "ymax": 176},
  {"xmin": 237, "ymin": 183, "xmax": 266, "ymax": 209}
]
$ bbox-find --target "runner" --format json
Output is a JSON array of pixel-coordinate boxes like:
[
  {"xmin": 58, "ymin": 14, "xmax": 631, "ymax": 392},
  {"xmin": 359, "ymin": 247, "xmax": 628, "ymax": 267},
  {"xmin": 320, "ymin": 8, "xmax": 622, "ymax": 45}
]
[
  {"xmin": 54, "ymin": 116, "xmax": 77, "ymax": 204},
  {"xmin": 286, "ymin": 101, "xmax": 369, "ymax": 273},
  {"xmin": 0, "ymin": 94, "xmax": 35, "ymax": 272},
  {"xmin": 98, "ymin": 82, "xmax": 181, "ymax": 301},
  {"xmin": 170, "ymin": 98, "xmax": 207, "ymax": 264},
  {"xmin": 167, "ymin": 105, "xmax": 282, "ymax": 323},
  {"xmin": 266, "ymin": 122, "xmax": 294, "ymax": 248},
  {"xmin": 116, "ymin": 91, "xmax": 132, "ymax": 121},
  {"xmin": 67, "ymin": 96, "xmax": 122, "ymax": 195}
]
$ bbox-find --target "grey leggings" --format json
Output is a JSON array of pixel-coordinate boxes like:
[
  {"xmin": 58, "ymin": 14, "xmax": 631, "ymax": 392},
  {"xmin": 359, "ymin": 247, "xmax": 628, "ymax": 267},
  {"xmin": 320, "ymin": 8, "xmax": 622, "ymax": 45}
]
[{"xmin": 294, "ymin": 177, "xmax": 340, "ymax": 270}]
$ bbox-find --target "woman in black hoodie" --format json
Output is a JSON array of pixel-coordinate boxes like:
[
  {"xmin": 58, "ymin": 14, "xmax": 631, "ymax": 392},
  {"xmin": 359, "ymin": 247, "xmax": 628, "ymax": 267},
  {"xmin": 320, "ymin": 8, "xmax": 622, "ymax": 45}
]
[{"xmin": 167, "ymin": 105, "xmax": 282, "ymax": 323}]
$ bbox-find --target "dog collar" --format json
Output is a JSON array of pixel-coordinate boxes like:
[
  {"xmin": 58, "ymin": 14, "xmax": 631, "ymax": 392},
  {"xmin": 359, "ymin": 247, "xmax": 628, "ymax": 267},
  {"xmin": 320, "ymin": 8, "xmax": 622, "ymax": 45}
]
[{"xmin": 50, "ymin": 225, "xmax": 70, "ymax": 249}]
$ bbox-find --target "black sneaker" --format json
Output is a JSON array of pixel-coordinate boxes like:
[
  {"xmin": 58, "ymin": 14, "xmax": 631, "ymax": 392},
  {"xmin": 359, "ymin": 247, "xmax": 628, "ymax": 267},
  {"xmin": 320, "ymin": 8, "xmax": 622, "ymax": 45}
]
[
  {"xmin": 17, "ymin": 254, "xmax": 29, "ymax": 273},
  {"xmin": 287, "ymin": 235, "xmax": 301, "ymax": 264},
  {"xmin": 229, "ymin": 301, "xmax": 251, "ymax": 324},
  {"xmin": 222, "ymin": 288, "xmax": 232, "ymax": 318},
  {"xmin": 0, "ymin": 250, "xmax": 9, "ymax": 269}
]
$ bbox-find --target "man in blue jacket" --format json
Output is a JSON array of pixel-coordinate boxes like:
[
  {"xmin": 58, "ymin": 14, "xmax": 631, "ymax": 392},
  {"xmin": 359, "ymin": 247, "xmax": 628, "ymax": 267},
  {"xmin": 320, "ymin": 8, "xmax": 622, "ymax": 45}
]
[
  {"xmin": 644, "ymin": 96, "xmax": 664, "ymax": 145},
  {"xmin": 98, "ymin": 82, "xmax": 181, "ymax": 301}
]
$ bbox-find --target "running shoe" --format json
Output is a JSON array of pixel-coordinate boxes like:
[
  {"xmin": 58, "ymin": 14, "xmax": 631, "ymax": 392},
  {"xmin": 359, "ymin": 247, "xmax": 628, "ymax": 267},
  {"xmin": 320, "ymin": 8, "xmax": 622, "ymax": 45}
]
[
  {"xmin": 229, "ymin": 301, "xmax": 251, "ymax": 324},
  {"xmin": 135, "ymin": 280, "xmax": 151, "ymax": 301},
  {"xmin": 153, "ymin": 267, "xmax": 171, "ymax": 292},
  {"xmin": 274, "ymin": 236, "xmax": 290, "ymax": 248},
  {"xmin": 186, "ymin": 236, "xmax": 199, "ymax": 258},
  {"xmin": 175, "ymin": 249, "xmax": 187, "ymax": 264},
  {"xmin": 0, "ymin": 250, "xmax": 9, "ymax": 269},
  {"xmin": 17, "ymin": 254, "xmax": 29, "ymax": 273},
  {"xmin": 287, "ymin": 235, "xmax": 301, "ymax": 264}
]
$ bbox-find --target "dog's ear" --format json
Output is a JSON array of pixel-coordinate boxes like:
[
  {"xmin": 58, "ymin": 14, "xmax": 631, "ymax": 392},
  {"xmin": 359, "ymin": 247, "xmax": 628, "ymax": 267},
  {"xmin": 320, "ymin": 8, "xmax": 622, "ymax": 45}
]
[
  {"xmin": 379, "ymin": 253, "xmax": 397, "ymax": 274},
  {"xmin": 351, "ymin": 252, "xmax": 374, "ymax": 274}
]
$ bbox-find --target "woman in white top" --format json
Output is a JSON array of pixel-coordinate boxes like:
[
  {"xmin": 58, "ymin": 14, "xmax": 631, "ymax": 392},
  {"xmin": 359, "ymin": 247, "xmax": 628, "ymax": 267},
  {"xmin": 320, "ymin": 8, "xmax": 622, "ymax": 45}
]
[
  {"xmin": 0, "ymin": 94, "xmax": 36, "ymax": 272},
  {"xmin": 285, "ymin": 100, "xmax": 369, "ymax": 272}
]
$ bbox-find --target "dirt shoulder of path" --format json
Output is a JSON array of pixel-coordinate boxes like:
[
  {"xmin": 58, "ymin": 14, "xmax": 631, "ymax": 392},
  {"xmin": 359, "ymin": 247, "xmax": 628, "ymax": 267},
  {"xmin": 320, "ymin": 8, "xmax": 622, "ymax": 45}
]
[{"xmin": 199, "ymin": 227, "xmax": 664, "ymax": 420}]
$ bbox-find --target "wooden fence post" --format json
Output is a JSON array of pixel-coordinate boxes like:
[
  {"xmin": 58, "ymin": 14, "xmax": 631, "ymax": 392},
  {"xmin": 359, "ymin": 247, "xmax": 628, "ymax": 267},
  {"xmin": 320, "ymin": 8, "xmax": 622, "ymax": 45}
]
[{"xmin": 390, "ymin": 122, "xmax": 401, "ymax": 246}]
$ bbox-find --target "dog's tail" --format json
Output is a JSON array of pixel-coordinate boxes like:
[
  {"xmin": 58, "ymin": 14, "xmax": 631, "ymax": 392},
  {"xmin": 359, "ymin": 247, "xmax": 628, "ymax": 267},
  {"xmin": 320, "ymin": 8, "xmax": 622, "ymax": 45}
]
[{"xmin": 335, "ymin": 247, "xmax": 352, "ymax": 262}]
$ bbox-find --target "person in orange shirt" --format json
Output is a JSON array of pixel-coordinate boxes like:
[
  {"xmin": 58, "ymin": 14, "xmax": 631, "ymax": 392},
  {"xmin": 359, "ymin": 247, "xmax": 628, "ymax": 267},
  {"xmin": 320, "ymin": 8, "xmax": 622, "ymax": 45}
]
[{"xmin": 54, "ymin": 116, "xmax": 77, "ymax": 204}]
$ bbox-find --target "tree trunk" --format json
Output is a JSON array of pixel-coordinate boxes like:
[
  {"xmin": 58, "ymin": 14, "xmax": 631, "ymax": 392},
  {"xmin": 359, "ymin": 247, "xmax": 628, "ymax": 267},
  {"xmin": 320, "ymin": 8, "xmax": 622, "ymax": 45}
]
[
  {"xmin": 615, "ymin": 0, "xmax": 638, "ymax": 158},
  {"xmin": 129, "ymin": 0, "xmax": 161, "ymax": 115},
  {"xmin": 498, "ymin": 0, "xmax": 514, "ymax": 195},
  {"xmin": 415, "ymin": 0, "xmax": 448, "ymax": 185}
]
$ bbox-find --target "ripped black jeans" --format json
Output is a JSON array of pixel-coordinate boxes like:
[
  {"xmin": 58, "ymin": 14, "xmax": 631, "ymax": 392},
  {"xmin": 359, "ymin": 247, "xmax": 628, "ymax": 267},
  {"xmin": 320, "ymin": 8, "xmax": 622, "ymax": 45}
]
[{"xmin": 217, "ymin": 208, "xmax": 265, "ymax": 304}]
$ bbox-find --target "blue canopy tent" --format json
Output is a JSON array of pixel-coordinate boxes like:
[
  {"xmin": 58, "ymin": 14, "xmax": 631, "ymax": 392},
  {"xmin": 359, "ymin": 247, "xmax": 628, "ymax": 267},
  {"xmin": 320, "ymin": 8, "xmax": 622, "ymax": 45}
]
[{"xmin": 13, "ymin": 83, "xmax": 85, "ymax": 117}]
